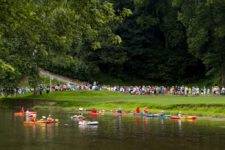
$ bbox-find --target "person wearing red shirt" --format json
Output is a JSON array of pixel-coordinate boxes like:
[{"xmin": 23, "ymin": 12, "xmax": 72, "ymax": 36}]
[
  {"xmin": 136, "ymin": 107, "xmax": 140, "ymax": 113},
  {"xmin": 92, "ymin": 108, "xmax": 97, "ymax": 113},
  {"xmin": 144, "ymin": 108, "xmax": 149, "ymax": 114}
]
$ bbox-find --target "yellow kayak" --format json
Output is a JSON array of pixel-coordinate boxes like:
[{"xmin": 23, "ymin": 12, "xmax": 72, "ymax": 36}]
[{"xmin": 23, "ymin": 119, "xmax": 59, "ymax": 124}]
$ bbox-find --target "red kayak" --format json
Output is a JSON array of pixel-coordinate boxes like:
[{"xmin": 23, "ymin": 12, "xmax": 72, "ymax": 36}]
[
  {"xmin": 88, "ymin": 112, "xmax": 101, "ymax": 116},
  {"xmin": 170, "ymin": 116, "xmax": 197, "ymax": 120}
]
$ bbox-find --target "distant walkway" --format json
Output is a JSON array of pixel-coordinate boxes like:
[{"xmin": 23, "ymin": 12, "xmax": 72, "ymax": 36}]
[{"xmin": 39, "ymin": 68, "xmax": 88, "ymax": 86}]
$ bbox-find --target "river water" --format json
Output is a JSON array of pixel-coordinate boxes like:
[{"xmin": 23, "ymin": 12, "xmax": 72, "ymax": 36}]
[{"xmin": 0, "ymin": 109, "xmax": 225, "ymax": 150}]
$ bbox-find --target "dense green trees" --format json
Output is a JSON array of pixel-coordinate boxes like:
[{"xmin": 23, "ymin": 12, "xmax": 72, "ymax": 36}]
[
  {"xmin": 1, "ymin": 0, "xmax": 225, "ymax": 92},
  {"xmin": 173, "ymin": 0, "xmax": 225, "ymax": 85},
  {"xmin": 0, "ymin": 0, "xmax": 129, "ymax": 92},
  {"xmin": 105, "ymin": 0, "xmax": 205, "ymax": 84},
  {"xmin": 39, "ymin": 0, "xmax": 131, "ymax": 80},
  {"xmin": 0, "ymin": 60, "xmax": 19, "ymax": 94}
]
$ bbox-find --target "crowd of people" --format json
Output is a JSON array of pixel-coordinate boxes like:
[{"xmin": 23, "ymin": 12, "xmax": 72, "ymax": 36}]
[
  {"xmin": 104, "ymin": 85, "xmax": 225, "ymax": 96},
  {"xmin": 14, "ymin": 82, "xmax": 225, "ymax": 96}
]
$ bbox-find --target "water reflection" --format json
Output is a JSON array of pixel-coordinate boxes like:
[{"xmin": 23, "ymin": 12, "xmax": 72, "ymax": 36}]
[
  {"xmin": 143, "ymin": 117, "xmax": 148, "ymax": 129},
  {"xmin": 160, "ymin": 118, "xmax": 164, "ymax": 125},
  {"xmin": 113, "ymin": 115, "xmax": 123, "ymax": 138},
  {"xmin": 1, "ymin": 109, "xmax": 225, "ymax": 150},
  {"xmin": 135, "ymin": 116, "xmax": 141, "ymax": 128}
]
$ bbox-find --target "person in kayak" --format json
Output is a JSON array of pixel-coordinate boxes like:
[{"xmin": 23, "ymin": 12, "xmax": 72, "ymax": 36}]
[
  {"xmin": 39, "ymin": 116, "xmax": 46, "ymax": 121},
  {"xmin": 136, "ymin": 107, "xmax": 141, "ymax": 113},
  {"xmin": 117, "ymin": 108, "xmax": 122, "ymax": 114},
  {"xmin": 79, "ymin": 107, "xmax": 84, "ymax": 112},
  {"xmin": 91, "ymin": 108, "xmax": 97, "ymax": 113},
  {"xmin": 78, "ymin": 113, "xmax": 85, "ymax": 120},
  {"xmin": 160, "ymin": 110, "xmax": 165, "ymax": 116},
  {"xmin": 20, "ymin": 107, "xmax": 25, "ymax": 113},
  {"xmin": 143, "ymin": 107, "xmax": 149, "ymax": 114},
  {"xmin": 30, "ymin": 114, "xmax": 37, "ymax": 122},
  {"xmin": 47, "ymin": 115, "xmax": 54, "ymax": 122},
  {"xmin": 178, "ymin": 112, "xmax": 182, "ymax": 117}
]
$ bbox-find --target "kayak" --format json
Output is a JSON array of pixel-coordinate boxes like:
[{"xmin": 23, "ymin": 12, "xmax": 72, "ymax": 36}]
[
  {"xmin": 88, "ymin": 112, "xmax": 101, "ymax": 116},
  {"xmin": 71, "ymin": 115, "xmax": 85, "ymax": 120},
  {"xmin": 145, "ymin": 114, "xmax": 172, "ymax": 118},
  {"xmin": 134, "ymin": 113, "xmax": 153, "ymax": 117},
  {"xmin": 14, "ymin": 112, "xmax": 25, "ymax": 116},
  {"xmin": 170, "ymin": 116, "xmax": 197, "ymax": 120},
  {"xmin": 23, "ymin": 119, "xmax": 59, "ymax": 124},
  {"xmin": 113, "ymin": 112, "xmax": 129, "ymax": 116},
  {"xmin": 14, "ymin": 111, "xmax": 37, "ymax": 116},
  {"xmin": 134, "ymin": 113, "xmax": 142, "ymax": 116},
  {"xmin": 79, "ymin": 121, "xmax": 99, "ymax": 125},
  {"xmin": 144, "ymin": 114, "xmax": 160, "ymax": 117},
  {"xmin": 24, "ymin": 121, "xmax": 47, "ymax": 124},
  {"xmin": 136, "ymin": 113, "xmax": 171, "ymax": 118}
]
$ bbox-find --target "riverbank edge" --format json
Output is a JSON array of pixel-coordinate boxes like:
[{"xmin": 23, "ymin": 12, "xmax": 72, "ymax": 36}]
[{"xmin": 1, "ymin": 97, "xmax": 225, "ymax": 117}]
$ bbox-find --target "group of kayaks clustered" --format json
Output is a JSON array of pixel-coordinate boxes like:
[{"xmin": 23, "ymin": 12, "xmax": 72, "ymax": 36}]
[
  {"xmin": 133, "ymin": 107, "xmax": 197, "ymax": 120},
  {"xmin": 14, "ymin": 107, "xmax": 59, "ymax": 125},
  {"xmin": 14, "ymin": 107, "xmax": 197, "ymax": 126},
  {"xmin": 72, "ymin": 107, "xmax": 197, "ymax": 120},
  {"xmin": 14, "ymin": 107, "xmax": 99, "ymax": 126}
]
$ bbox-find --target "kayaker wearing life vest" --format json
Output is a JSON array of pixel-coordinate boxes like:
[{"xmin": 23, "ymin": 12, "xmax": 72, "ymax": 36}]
[
  {"xmin": 78, "ymin": 113, "xmax": 85, "ymax": 120},
  {"xmin": 136, "ymin": 107, "xmax": 141, "ymax": 113},
  {"xmin": 143, "ymin": 107, "xmax": 149, "ymax": 114},
  {"xmin": 20, "ymin": 107, "xmax": 25, "ymax": 113},
  {"xmin": 160, "ymin": 111, "xmax": 165, "ymax": 116},
  {"xmin": 178, "ymin": 112, "xmax": 182, "ymax": 117},
  {"xmin": 91, "ymin": 108, "xmax": 97, "ymax": 113},
  {"xmin": 47, "ymin": 115, "xmax": 54, "ymax": 122},
  {"xmin": 30, "ymin": 114, "xmax": 37, "ymax": 122},
  {"xmin": 25, "ymin": 110, "xmax": 30, "ymax": 122},
  {"xmin": 117, "ymin": 108, "xmax": 122, "ymax": 114}
]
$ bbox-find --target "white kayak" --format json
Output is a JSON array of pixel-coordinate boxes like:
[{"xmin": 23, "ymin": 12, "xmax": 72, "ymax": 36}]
[
  {"xmin": 71, "ymin": 115, "xmax": 85, "ymax": 119},
  {"xmin": 79, "ymin": 121, "xmax": 99, "ymax": 125}
]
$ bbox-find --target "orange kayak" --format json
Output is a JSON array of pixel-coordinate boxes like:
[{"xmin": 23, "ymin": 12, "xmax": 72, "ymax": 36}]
[
  {"xmin": 14, "ymin": 112, "xmax": 37, "ymax": 116},
  {"xmin": 24, "ymin": 121, "xmax": 47, "ymax": 124},
  {"xmin": 171, "ymin": 116, "xmax": 197, "ymax": 120},
  {"xmin": 23, "ymin": 120, "xmax": 57, "ymax": 124},
  {"xmin": 14, "ymin": 112, "xmax": 25, "ymax": 116},
  {"xmin": 88, "ymin": 112, "xmax": 101, "ymax": 116}
]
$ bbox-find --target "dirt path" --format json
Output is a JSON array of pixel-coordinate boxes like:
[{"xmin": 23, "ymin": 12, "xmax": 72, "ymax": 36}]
[{"xmin": 39, "ymin": 69, "xmax": 89, "ymax": 86}]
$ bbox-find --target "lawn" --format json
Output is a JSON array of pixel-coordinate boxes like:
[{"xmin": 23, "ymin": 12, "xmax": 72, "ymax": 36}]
[{"xmin": 2, "ymin": 91, "xmax": 225, "ymax": 117}]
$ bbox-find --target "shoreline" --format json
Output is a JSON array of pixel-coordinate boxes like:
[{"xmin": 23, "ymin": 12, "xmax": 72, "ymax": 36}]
[{"xmin": 1, "ymin": 91, "xmax": 225, "ymax": 117}]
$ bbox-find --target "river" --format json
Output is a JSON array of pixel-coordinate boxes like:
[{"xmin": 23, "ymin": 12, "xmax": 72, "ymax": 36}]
[{"xmin": 0, "ymin": 109, "xmax": 225, "ymax": 150}]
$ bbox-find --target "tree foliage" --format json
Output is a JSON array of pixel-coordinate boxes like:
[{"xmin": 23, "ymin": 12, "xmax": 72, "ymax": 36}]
[
  {"xmin": 1, "ymin": 0, "xmax": 225, "ymax": 90},
  {"xmin": 173, "ymin": 0, "xmax": 225, "ymax": 85},
  {"xmin": 0, "ymin": 0, "xmax": 129, "ymax": 92}
]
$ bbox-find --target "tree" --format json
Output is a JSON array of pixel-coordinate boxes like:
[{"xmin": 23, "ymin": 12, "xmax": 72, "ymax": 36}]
[
  {"xmin": 110, "ymin": 0, "xmax": 205, "ymax": 84},
  {"xmin": 173, "ymin": 0, "xmax": 225, "ymax": 85},
  {"xmin": 0, "ymin": 0, "xmax": 130, "ymax": 91},
  {"xmin": 40, "ymin": 0, "xmax": 131, "ymax": 80},
  {"xmin": 0, "ymin": 60, "xmax": 19, "ymax": 95}
]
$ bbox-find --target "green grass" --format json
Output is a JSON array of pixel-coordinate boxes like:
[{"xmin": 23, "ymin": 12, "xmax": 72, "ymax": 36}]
[{"xmin": 2, "ymin": 91, "xmax": 225, "ymax": 117}]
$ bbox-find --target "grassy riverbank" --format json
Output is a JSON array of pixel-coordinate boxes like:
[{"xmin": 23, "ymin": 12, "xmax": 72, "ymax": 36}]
[{"xmin": 1, "ymin": 91, "xmax": 225, "ymax": 117}]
